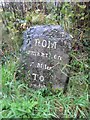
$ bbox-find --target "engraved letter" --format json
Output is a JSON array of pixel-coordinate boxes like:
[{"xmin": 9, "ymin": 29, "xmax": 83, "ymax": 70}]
[
  {"xmin": 42, "ymin": 40, "xmax": 47, "ymax": 47},
  {"xmin": 51, "ymin": 42, "xmax": 57, "ymax": 49},
  {"xmin": 39, "ymin": 75, "xmax": 44, "ymax": 82},
  {"xmin": 35, "ymin": 39, "xmax": 40, "ymax": 46},
  {"xmin": 41, "ymin": 52, "xmax": 45, "ymax": 57},
  {"xmin": 58, "ymin": 56, "xmax": 62, "ymax": 61},
  {"xmin": 37, "ymin": 63, "xmax": 43, "ymax": 69},
  {"xmin": 32, "ymin": 73, "xmax": 37, "ymax": 80},
  {"xmin": 54, "ymin": 54, "xmax": 57, "ymax": 59},
  {"xmin": 47, "ymin": 41, "xmax": 51, "ymax": 49}
]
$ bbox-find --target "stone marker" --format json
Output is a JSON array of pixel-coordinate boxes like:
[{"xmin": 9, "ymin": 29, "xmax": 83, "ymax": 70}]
[{"xmin": 20, "ymin": 25, "xmax": 72, "ymax": 89}]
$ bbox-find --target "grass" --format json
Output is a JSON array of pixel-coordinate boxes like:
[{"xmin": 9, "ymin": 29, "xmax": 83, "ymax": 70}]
[
  {"xmin": 1, "ymin": 50, "xmax": 89, "ymax": 119},
  {"xmin": 1, "ymin": 3, "xmax": 90, "ymax": 119}
]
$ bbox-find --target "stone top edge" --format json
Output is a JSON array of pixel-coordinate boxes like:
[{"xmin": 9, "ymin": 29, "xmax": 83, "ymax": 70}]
[
  {"xmin": 21, "ymin": 25, "xmax": 72, "ymax": 51},
  {"xmin": 26, "ymin": 25, "xmax": 64, "ymax": 31}
]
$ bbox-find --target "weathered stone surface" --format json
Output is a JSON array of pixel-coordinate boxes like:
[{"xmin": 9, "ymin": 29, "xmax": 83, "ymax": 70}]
[{"xmin": 20, "ymin": 25, "xmax": 72, "ymax": 89}]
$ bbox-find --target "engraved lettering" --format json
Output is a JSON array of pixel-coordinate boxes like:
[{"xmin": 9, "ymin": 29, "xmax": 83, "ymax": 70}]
[
  {"xmin": 51, "ymin": 42, "xmax": 57, "ymax": 49},
  {"xmin": 35, "ymin": 39, "xmax": 41, "ymax": 46},
  {"xmin": 58, "ymin": 56, "xmax": 62, "ymax": 61},
  {"xmin": 42, "ymin": 40, "xmax": 47, "ymax": 47},
  {"xmin": 34, "ymin": 39, "xmax": 57, "ymax": 49},
  {"xmin": 54, "ymin": 54, "xmax": 57, "ymax": 59},
  {"xmin": 32, "ymin": 73, "xmax": 37, "ymax": 80},
  {"xmin": 39, "ymin": 75, "xmax": 44, "ymax": 82},
  {"xmin": 37, "ymin": 63, "xmax": 43, "ymax": 68},
  {"xmin": 41, "ymin": 52, "xmax": 45, "ymax": 57},
  {"xmin": 47, "ymin": 40, "xmax": 51, "ymax": 48}
]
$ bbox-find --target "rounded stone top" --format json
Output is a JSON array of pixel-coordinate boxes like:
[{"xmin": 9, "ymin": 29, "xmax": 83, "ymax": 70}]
[{"xmin": 21, "ymin": 25, "xmax": 72, "ymax": 52}]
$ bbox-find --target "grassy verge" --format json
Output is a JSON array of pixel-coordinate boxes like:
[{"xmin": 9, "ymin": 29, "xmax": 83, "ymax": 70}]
[
  {"xmin": 1, "ymin": 50, "xmax": 89, "ymax": 119},
  {"xmin": 1, "ymin": 2, "xmax": 90, "ymax": 119}
]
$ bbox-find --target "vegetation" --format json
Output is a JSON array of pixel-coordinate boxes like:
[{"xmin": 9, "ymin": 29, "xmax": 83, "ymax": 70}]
[{"xmin": 1, "ymin": 1, "xmax": 90, "ymax": 119}]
